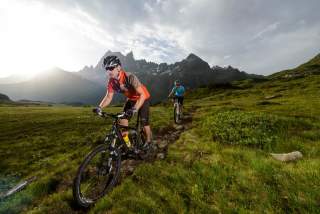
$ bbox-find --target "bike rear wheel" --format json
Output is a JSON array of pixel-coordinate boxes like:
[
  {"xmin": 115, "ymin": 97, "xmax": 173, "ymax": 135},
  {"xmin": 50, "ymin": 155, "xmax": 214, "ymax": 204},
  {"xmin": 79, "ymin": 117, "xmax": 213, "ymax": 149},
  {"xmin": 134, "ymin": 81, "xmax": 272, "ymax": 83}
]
[
  {"xmin": 174, "ymin": 104, "xmax": 181, "ymax": 124},
  {"xmin": 128, "ymin": 128, "xmax": 149, "ymax": 160},
  {"xmin": 73, "ymin": 144, "xmax": 121, "ymax": 208}
]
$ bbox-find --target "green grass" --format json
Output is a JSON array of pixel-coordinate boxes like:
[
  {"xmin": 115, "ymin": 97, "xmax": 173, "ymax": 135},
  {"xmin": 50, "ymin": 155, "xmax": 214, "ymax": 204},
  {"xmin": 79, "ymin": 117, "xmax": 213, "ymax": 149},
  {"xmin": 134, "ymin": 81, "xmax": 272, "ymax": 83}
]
[
  {"xmin": 0, "ymin": 105, "xmax": 172, "ymax": 214},
  {"xmin": 1, "ymin": 69, "xmax": 320, "ymax": 213},
  {"xmin": 91, "ymin": 130, "xmax": 319, "ymax": 213}
]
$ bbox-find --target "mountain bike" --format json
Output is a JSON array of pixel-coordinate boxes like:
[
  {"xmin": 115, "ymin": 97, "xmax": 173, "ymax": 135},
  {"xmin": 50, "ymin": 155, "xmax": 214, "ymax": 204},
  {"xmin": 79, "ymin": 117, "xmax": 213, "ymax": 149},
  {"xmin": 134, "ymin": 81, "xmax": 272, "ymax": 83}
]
[
  {"xmin": 170, "ymin": 96, "xmax": 183, "ymax": 124},
  {"xmin": 73, "ymin": 111, "xmax": 153, "ymax": 208}
]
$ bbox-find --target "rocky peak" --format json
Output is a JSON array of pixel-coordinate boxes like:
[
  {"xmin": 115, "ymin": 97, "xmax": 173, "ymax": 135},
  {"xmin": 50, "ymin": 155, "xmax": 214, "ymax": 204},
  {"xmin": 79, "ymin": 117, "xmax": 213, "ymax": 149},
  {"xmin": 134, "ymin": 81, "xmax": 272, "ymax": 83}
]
[
  {"xmin": 126, "ymin": 51, "xmax": 134, "ymax": 59},
  {"xmin": 186, "ymin": 53, "xmax": 201, "ymax": 61}
]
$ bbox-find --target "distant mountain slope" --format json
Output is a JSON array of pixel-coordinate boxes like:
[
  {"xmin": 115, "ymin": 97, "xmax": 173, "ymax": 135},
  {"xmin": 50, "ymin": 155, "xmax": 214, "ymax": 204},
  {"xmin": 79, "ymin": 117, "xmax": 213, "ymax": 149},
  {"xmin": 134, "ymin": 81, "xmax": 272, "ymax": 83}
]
[
  {"xmin": 0, "ymin": 68, "xmax": 105, "ymax": 104},
  {"xmin": 270, "ymin": 53, "xmax": 320, "ymax": 79},
  {"xmin": 0, "ymin": 93, "xmax": 11, "ymax": 102},
  {"xmin": 0, "ymin": 74, "xmax": 31, "ymax": 85}
]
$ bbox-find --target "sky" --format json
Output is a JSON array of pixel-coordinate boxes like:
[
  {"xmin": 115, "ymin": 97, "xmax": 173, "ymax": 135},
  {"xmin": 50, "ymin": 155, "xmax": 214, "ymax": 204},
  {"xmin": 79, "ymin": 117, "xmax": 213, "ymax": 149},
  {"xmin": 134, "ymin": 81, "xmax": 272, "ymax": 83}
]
[{"xmin": 0, "ymin": 0, "xmax": 320, "ymax": 77}]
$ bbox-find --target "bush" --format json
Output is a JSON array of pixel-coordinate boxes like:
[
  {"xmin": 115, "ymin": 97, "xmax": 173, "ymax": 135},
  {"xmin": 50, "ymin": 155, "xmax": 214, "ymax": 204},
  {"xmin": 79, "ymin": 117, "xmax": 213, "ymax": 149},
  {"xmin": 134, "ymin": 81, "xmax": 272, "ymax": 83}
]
[{"xmin": 201, "ymin": 110, "xmax": 281, "ymax": 149}]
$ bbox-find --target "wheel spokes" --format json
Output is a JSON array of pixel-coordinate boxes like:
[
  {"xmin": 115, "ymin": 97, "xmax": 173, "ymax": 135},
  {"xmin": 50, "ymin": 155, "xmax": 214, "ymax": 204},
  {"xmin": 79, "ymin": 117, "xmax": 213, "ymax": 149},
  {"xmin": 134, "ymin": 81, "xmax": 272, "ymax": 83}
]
[{"xmin": 79, "ymin": 152, "xmax": 117, "ymax": 202}]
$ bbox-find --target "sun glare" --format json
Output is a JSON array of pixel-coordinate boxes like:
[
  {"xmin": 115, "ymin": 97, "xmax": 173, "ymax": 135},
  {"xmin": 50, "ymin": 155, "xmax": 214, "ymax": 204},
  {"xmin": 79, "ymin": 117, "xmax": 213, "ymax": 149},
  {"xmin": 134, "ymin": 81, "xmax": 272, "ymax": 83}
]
[{"xmin": 0, "ymin": 0, "xmax": 76, "ymax": 77}]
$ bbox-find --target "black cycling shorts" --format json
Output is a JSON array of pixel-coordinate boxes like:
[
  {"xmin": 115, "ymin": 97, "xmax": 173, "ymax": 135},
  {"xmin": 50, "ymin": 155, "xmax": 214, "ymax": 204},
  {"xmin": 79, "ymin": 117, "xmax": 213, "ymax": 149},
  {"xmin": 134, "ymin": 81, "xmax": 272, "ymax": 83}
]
[
  {"xmin": 123, "ymin": 99, "xmax": 150, "ymax": 126},
  {"xmin": 174, "ymin": 96, "xmax": 184, "ymax": 105}
]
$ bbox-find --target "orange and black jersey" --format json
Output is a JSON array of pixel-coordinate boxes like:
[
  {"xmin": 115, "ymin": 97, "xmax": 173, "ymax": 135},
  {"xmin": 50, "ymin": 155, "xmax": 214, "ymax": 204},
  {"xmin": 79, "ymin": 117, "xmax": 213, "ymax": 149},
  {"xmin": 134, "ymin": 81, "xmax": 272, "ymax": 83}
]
[{"xmin": 107, "ymin": 70, "xmax": 150, "ymax": 101}]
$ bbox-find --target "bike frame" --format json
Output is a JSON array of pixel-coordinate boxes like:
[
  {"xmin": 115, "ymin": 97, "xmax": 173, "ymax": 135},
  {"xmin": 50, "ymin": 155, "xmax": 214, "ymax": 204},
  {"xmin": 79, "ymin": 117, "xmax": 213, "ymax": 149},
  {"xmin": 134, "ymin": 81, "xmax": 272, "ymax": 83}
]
[{"xmin": 103, "ymin": 112, "xmax": 144, "ymax": 153}]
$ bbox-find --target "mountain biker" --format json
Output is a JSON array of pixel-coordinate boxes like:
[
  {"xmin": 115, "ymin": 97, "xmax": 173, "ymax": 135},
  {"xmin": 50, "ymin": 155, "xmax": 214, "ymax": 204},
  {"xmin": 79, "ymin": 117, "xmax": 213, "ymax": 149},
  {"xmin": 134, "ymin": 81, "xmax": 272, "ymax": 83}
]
[
  {"xmin": 168, "ymin": 80, "xmax": 185, "ymax": 113},
  {"xmin": 93, "ymin": 55, "xmax": 152, "ymax": 149}
]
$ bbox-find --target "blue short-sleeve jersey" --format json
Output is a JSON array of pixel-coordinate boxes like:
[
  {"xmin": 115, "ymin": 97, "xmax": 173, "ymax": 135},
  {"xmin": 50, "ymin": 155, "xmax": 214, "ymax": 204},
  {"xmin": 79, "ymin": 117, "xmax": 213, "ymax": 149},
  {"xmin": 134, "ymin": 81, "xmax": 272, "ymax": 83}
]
[{"xmin": 171, "ymin": 85, "xmax": 185, "ymax": 97}]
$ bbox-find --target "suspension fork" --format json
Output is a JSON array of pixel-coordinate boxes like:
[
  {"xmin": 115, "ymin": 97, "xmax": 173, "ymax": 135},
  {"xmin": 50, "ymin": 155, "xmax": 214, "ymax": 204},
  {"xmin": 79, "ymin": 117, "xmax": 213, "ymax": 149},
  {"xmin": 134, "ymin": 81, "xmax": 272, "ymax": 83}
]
[{"xmin": 105, "ymin": 122, "xmax": 122, "ymax": 156}]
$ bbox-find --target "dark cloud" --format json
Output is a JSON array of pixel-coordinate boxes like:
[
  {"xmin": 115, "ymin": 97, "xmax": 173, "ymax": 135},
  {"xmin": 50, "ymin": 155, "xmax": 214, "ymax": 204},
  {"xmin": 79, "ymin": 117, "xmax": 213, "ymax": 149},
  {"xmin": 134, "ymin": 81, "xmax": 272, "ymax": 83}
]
[{"xmin": 30, "ymin": 0, "xmax": 320, "ymax": 74}]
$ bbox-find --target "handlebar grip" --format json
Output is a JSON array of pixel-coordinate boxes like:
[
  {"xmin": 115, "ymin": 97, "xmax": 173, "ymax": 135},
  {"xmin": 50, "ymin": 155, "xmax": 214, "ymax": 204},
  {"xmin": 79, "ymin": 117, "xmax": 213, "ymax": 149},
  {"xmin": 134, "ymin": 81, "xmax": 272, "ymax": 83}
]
[{"xmin": 99, "ymin": 112, "xmax": 126, "ymax": 119}]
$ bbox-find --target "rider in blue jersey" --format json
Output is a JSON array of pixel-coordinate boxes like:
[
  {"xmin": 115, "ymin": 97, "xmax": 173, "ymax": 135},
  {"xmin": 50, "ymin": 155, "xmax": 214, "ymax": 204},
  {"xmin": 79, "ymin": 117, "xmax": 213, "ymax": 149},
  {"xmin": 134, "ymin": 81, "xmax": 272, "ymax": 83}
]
[{"xmin": 168, "ymin": 80, "xmax": 185, "ymax": 111}]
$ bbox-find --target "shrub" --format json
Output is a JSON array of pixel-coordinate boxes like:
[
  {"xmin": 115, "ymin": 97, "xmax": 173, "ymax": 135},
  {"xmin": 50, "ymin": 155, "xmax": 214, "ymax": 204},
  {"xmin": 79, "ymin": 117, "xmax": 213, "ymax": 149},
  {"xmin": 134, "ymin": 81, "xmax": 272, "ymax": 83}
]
[{"xmin": 201, "ymin": 110, "xmax": 280, "ymax": 149}]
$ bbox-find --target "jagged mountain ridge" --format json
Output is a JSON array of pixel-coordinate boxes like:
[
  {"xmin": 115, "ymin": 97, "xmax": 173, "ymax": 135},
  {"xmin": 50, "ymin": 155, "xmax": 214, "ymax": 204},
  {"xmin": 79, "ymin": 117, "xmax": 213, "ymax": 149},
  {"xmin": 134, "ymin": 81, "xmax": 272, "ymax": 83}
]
[{"xmin": 77, "ymin": 51, "xmax": 263, "ymax": 103}]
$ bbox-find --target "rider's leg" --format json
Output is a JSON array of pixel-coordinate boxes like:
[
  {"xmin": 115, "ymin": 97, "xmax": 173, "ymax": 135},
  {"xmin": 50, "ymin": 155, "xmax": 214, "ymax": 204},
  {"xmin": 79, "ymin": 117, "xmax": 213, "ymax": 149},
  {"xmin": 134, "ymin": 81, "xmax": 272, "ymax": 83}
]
[
  {"xmin": 119, "ymin": 118, "xmax": 129, "ymax": 127},
  {"xmin": 119, "ymin": 119, "xmax": 129, "ymax": 138},
  {"xmin": 179, "ymin": 97, "xmax": 184, "ymax": 115},
  {"xmin": 121, "ymin": 100, "xmax": 134, "ymax": 136},
  {"xmin": 139, "ymin": 99, "xmax": 153, "ymax": 144},
  {"xmin": 143, "ymin": 125, "xmax": 152, "ymax": 142}
]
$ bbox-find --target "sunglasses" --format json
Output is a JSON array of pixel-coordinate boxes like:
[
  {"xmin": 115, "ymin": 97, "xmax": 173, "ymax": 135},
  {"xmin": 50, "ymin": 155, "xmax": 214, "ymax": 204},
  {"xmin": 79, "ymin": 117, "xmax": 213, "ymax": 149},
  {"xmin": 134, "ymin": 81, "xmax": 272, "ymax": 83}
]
[{"xmin": 105, "ymin": 66, "xmax": 116, "ymax": 71}]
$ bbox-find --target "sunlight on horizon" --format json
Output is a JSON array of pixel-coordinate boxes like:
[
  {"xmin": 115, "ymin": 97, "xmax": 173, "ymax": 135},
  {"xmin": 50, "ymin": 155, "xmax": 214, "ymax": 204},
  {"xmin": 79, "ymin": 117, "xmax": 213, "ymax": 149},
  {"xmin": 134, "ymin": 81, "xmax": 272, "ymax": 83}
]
[{"xmin": 0, "ymin": 0, "xmax": 109, "ymax": 78}]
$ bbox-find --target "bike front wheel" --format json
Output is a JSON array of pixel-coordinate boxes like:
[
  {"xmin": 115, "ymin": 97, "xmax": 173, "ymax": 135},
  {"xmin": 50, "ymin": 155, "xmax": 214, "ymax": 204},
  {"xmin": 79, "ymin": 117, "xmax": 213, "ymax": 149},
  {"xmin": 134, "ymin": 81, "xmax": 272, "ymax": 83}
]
[{"xmin": 73, "ymin": 144, "xmax": 121, "ymax": 208}]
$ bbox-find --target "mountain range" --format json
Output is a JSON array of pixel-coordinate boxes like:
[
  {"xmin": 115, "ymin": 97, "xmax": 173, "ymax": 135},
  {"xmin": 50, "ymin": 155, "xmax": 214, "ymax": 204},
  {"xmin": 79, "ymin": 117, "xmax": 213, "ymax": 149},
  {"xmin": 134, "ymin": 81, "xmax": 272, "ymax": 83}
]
[
  {"xmin": 0, "ymin": 68, "xmax": 104, "ymax": 105},
  {"xmin": 0, "ymin": 51, "xmax": 263, "ymax": 104}
]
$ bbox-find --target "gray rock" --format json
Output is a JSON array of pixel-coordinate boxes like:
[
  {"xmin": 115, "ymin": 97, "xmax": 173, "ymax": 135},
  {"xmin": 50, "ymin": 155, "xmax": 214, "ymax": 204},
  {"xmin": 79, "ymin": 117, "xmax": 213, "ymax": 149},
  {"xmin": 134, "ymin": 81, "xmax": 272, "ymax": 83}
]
[
  {"xmin": 270, "ymin": 151, "xmax": 303, "ymax": 162},
  {"xmin": 264, "ymin": 94, "xmax": 282, "ymax": 100},
  {"xmin": 158, "ymin": 140, "xmax": 168, "ymax": 149},
  {"xmin": 174, "ymin": 125, "xmax": 184, "ymax": 131},
  {"xmin": 126, "ymin": 166, "xmax": 135, "ymax": 173},
  {"xmin": 157, "ymin": 153, "xmax": 165, "ymax": 159}
]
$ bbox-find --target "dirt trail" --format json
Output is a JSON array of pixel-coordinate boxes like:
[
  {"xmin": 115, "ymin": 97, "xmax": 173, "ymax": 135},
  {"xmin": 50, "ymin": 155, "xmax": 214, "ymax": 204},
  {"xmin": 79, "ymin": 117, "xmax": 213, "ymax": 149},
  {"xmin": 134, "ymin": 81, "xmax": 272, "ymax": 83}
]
[{"xmin": 121, "ymin": 111, "xmax": 194, "ymax": 176}]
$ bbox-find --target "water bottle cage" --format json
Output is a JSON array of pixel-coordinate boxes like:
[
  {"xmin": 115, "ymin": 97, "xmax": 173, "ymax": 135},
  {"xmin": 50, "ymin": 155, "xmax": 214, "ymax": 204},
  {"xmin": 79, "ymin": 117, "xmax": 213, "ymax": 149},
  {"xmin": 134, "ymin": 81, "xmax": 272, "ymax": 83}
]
[{"xmin": 108, "ymin": 144, "xmax": 115, "ymax": 151}]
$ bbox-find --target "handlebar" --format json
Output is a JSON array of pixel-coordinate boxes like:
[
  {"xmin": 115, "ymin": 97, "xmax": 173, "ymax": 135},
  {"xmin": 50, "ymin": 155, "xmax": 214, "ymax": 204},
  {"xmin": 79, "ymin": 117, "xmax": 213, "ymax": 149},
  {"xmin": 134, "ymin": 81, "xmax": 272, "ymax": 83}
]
[{"xmin": 97, "ymin": 112, "xmax": 127, "ymax": 119}]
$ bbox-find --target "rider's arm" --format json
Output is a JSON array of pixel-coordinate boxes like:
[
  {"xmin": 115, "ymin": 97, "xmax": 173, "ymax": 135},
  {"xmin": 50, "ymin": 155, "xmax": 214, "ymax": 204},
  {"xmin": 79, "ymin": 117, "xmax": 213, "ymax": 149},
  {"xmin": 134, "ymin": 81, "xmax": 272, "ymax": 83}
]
[
  {"xmin": 133, "ymin": 86, "xmax": 146, "ymax": 110},
  {"xmin": 126, "ymin": 73, "xmax": 147, "ymax": 111},
  {"xmin": 99, "ymin": 91, "xmax": 114, "ymax": 108},
  {"xmin": 168, "ymin": 87, "xmax": 175, "ymax": 97},
  {"xmin": 181, "ymin": 86, "xmax": 186, "ymax": 96}
]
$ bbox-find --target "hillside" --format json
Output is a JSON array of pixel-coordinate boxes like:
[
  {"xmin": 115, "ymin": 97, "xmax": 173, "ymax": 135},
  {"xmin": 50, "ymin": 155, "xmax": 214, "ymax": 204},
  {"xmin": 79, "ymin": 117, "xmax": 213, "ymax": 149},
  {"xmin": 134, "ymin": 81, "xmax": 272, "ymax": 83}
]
[
  {"xmin": 0, "ymin": 68, "xmax": 105, "ymax": 105},
  {"xmin": 0, "ymin": 93, "xmax": 10, "ymax": 102},
  {"xmin": 0, "ymin": 54, "xmax": 319, "ymax": 213},
  {"xmin": 0, "ymin": 75, "xmax": 31, "ymax": 85},
  {"xmin": 270, "ymin": 53, "xmax": 320, "ymax": 79}
]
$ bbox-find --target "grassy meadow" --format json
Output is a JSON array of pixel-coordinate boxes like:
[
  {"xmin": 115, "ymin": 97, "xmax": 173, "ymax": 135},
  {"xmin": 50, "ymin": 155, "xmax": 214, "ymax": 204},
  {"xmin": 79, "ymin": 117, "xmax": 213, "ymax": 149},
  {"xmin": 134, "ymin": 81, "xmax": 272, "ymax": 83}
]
[
  {"xmin": 0, "ymin": 105, "xmax": 172, "ymax": 214},
  {"xmin": 1, "ymin": 55, "xmax": 320, "ymax": 213}
]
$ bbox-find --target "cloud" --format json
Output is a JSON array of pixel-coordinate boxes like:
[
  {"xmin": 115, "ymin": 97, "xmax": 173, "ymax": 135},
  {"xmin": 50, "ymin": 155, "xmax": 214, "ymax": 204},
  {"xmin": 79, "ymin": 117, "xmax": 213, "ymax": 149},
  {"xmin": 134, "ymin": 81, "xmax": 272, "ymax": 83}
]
[
  {"xmin": 251, "ymin": 22, "xmax": 280, "ymax": 40},
  {"xmin": 1, "ymin": 0, "xmax": 320, "ymax": 76}
]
